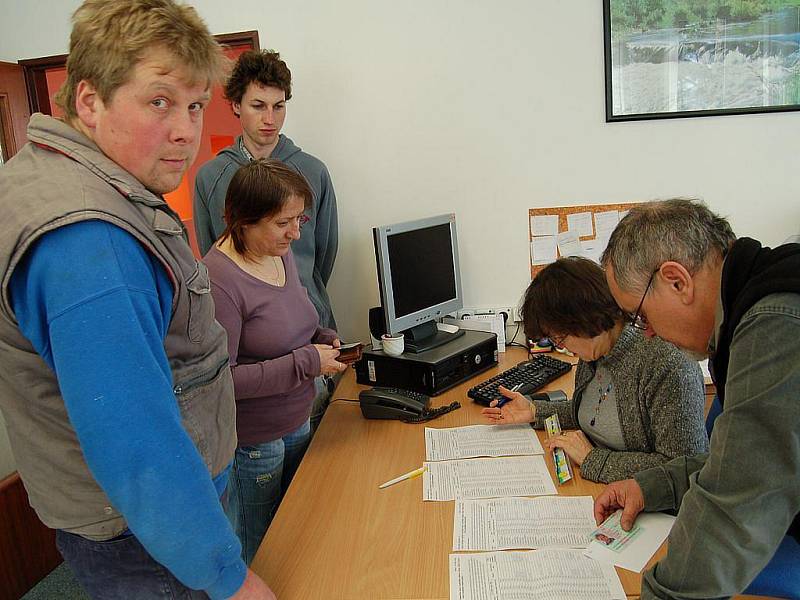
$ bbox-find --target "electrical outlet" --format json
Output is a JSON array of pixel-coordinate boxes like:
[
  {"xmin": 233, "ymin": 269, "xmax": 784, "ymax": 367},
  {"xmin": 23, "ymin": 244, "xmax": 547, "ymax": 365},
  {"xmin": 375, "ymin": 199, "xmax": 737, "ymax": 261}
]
[{"xmin": 458, "ymin": 306, "xmax": 520, "ymax": 323}]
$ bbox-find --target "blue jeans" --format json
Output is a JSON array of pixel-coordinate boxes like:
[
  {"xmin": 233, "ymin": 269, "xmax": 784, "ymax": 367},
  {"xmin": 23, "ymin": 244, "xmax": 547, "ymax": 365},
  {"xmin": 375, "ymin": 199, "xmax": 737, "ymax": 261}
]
[
  {"xmin": 56, "ymin": 529, "xmax": 207, "ymax": 599},
  {"xmin": 310, "ymin": 375, "xmax": 336, "ymax": 435},
  {"xmin": 225, "ymin": 419, "xmax": 311, "ymax": 565}
]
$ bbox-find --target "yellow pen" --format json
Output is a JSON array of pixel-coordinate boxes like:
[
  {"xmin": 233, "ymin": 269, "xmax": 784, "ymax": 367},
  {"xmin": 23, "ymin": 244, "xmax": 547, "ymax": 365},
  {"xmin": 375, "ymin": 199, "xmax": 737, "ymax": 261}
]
[{"xmin": 379, "ymin": 466, "xmax": 426, "ymax": 489}]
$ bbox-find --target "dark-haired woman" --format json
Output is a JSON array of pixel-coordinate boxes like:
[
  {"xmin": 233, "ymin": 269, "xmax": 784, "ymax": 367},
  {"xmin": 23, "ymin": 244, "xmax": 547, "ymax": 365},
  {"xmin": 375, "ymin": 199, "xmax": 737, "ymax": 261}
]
[
  {"xmin": 204, "ymin": 159, "xmax": 346, "ymax": 564},
  {"xmin": 483, "ymin": 257, "xmax": 708, "ymax": 483}
]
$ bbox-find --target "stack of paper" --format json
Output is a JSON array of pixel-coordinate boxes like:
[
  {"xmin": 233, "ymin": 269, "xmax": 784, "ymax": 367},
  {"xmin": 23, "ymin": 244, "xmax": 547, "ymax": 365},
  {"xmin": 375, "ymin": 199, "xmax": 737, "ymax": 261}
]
[
  {"xmin": 422, "ymin": 424, "xmax": 672, "ymax": 598},
  {"xmin": 450, "ymin": 549, "xmax": 626, "ymax": 600},
  {"xmin": 423, "ymin": 425, "xmax": 554, "ymax": 501},
  {"xmin": 453, "ymin": 496, "xmax": 596, "ymax": 551}
]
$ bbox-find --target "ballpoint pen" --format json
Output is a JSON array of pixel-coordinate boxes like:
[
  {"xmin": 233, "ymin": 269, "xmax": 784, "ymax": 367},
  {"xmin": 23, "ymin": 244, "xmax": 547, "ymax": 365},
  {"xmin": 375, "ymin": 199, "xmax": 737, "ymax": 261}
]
[
  {"xmin": 379, "ymin": 466, "xmax": 426, "ymax": 489},
  {"xmin": 495, "ymin": 383, "xmax": 523, "ymax": 409}
]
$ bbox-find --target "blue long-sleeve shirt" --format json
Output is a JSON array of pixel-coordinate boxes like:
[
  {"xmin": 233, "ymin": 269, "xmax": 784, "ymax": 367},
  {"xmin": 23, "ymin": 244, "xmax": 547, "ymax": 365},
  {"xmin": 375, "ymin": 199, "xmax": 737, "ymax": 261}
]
[{"xmin": 10, "ymin": 220, "xmax": 246, "ymax": 599}]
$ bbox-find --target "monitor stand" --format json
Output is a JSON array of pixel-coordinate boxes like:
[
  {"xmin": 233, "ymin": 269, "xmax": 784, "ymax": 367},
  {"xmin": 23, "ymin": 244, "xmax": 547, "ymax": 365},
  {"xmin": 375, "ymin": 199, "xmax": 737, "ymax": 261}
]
[{"xmin": 403, "ymin": 320, "xmax": 465, "ymax": 353}]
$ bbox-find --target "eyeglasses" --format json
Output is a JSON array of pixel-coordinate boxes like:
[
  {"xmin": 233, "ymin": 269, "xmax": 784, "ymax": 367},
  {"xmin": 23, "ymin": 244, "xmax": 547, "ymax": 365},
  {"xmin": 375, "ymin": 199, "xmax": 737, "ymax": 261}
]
[
  {"xmin": 549, "ymin": 333, "xmax": 568, "ymax": 348},
  {"xmin": 629, "ymin": 269, "xmax": 658, "ymax": 330}
]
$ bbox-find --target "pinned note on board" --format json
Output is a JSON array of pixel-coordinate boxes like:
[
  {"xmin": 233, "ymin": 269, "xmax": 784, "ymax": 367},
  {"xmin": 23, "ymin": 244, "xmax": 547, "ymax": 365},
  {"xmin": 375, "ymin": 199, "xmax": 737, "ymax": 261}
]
[{"xmin": 528, "ymin": 202, "xmax": 643, "ymax": 278}]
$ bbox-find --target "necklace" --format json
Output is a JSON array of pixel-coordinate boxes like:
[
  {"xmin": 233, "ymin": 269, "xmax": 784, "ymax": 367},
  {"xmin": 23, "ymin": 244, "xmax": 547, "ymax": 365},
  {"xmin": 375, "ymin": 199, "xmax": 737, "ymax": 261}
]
[
  {"xmin": 263, "ymin": 256, "xmax": 282, "ymax": 284},
  {"xmin": 590, "ymin": 382, "xmax": 612, "ymax": 427},
  {"xmin": 245, "ymin": 255, "xmax": 282, "ymax": 285}
]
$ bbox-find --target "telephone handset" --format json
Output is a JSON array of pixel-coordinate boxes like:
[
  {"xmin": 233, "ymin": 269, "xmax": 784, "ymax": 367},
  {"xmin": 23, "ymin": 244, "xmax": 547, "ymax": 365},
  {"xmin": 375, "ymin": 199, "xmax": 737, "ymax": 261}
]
[{"xmin": 359, "ymin": 387, "xmax": 430, "ymax": 420}]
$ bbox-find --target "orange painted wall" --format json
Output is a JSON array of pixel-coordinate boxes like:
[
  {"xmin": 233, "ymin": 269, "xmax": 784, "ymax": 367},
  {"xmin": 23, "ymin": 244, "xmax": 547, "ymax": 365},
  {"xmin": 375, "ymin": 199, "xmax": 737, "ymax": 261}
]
[{"xmin": 45, "ymin": 67, "xmax": 66, "ymax": 119}]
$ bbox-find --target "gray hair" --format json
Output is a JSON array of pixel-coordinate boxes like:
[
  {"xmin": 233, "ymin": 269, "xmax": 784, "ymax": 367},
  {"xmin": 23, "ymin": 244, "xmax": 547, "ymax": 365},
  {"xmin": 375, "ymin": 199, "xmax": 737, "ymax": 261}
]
[{"xmin": 601, "ymin": 198, "xmax": 736, "ymax": 292}]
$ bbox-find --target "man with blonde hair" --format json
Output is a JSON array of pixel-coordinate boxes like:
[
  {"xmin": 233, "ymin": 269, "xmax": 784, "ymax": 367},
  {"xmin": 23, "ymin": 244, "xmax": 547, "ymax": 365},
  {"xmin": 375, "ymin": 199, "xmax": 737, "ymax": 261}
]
[
  {"xmin": 595, "ymin": 198, "xmax": 800, "ymax": 598},
  {"xmin": 0, "ymin": 1, "xmax": 274, "ymax": 597}
]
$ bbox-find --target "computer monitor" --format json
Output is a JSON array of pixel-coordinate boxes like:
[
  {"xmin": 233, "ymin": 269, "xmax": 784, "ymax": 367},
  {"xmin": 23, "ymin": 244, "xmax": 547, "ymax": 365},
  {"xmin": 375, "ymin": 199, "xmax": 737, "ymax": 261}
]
[{"xmin": 373, "ymin": 213, "xmax": 465, "ymax": 353}]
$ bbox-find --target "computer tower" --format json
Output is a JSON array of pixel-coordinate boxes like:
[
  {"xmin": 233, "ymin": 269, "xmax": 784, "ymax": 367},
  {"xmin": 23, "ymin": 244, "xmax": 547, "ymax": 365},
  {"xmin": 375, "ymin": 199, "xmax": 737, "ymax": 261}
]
[{"xmin": 354, "ymin": 330, "xmax": 498, "ymax": 396}]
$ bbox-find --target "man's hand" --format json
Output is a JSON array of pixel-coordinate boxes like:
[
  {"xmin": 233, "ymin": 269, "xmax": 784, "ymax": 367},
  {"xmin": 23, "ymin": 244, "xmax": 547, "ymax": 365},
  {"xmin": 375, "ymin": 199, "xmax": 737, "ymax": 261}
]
[
  {"xmin": 593, "ymin": 479, "xmax": 645, "ymax": 531},
  {"xmin": 481, "ymin": 386, "xmax": 535, "ymax": 424},
  {"xmin": 228, "ymin": 569, "xmax": 277, "ymax": 599},
  {"xmin": 545, "ymin": 430, "xmax": 593, "ymax": 466}
]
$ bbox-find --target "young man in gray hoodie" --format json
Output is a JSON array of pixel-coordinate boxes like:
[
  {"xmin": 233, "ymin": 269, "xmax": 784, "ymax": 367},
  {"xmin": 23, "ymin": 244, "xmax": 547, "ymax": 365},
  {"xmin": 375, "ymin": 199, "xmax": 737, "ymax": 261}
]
[
  {"xmin": 193, "ymin": 50, "xmax": 338, "ymax": 331},
  {"xmin": 193, "ymin": 50, "xmax": 339, "ymax": 431}
]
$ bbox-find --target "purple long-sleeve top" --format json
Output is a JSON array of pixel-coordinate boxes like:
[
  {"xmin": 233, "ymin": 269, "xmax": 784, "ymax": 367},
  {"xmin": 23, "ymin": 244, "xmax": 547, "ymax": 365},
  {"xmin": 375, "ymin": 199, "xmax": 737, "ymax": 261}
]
[{"xmin": 204, "ymin": 247, "xmax": 337, "ymax": 445}]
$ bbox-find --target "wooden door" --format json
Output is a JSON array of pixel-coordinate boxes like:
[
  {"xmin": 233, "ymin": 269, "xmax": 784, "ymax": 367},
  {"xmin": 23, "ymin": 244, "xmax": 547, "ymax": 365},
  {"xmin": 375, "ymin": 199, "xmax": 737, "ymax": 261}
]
[{"xmin": 0, "ymin": 61, "xmax": 31, "ymax": 163}]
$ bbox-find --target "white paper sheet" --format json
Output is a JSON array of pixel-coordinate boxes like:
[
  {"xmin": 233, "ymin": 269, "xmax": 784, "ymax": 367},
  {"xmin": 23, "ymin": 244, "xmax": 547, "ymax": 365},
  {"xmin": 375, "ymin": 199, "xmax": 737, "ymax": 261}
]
[
  {"xmin": 594, "ymin": 210, "xmax": 619, "ymax": 238},
  {"xmin": 531, "ymin": 236, "xmax": 557, "ymax": 265},
  {"xmin": 425, "ymin": 424, "xmax": 544, "ymax": 462},
  {"xmin": 557, "ymin": 230, "xmax": 582, "ymax": 257},
  {"xmin": 567, "ymin": 211, "xmax": 594, "ymax": 237},
  {"xmin": 424, "ymin": 456, "xmax": 557, "ymax": 501},
  {"xmin": 449, "ymin": 549, "xmax": 626, "ymax": 600},
  {"xmin": 443, "ymin": 315, "xmax": 506, "ymax": 353},
  {"xmin": 583, "ymin": 511, "xmax": 675, "ymax": 573},
  {"xmin": 580, "ymin": 239, "xmax": 604, "ymax": 264},
  {"xmin": 464, "ymin": 314, "xmax": 506, "ymax": 352},
  {"xmin": 530, "ymin": 214, "xmax": 559, "ymax": 237},
  {"xmin": 453, "ymin": 496, "xmax": 596, "ymax": 551}
]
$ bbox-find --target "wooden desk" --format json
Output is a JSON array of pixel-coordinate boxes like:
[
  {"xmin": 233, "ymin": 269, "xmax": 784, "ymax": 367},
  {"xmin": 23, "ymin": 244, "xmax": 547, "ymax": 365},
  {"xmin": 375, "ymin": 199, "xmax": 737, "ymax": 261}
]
[{"xmin": 252, "ymin": 348, "xmax": 769, "ymax": 600}]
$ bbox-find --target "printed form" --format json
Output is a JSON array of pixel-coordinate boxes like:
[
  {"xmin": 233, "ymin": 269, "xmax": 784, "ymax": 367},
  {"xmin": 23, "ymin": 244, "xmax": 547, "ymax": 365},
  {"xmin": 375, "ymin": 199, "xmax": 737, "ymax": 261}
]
[
  {"xmin": 425, "ymin": 424, "xmax": 544, "ymax": 462},
  {"xmin": 450, "ymin": 549, "xmax": 626, "ymax": 600},
  {"xmin": 424, "ymin": 456, "xmax": 557, "ymax": 501},
  {"xmin": 453, "ymin": 496, "xmax": 596, "ymax": 551}
]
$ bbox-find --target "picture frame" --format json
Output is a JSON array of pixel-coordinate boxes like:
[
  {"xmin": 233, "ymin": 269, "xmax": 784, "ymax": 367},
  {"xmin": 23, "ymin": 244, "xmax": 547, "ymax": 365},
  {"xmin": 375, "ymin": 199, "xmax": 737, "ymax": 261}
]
[{"xmin": 603, "ymin": 0, "xmax": 800, "ymax": 121}]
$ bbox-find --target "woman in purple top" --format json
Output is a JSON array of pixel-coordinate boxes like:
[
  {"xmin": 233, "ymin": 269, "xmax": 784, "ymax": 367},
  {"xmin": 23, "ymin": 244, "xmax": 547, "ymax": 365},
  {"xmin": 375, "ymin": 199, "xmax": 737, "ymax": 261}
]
[{"xmin": 204, "ymin": 159, "xmax": 346, "ymax": 565}]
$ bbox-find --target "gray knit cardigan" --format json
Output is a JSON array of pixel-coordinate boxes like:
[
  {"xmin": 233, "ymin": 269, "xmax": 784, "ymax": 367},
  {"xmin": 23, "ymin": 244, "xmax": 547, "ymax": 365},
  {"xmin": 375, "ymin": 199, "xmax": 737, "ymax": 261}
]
[{"xmin": 531, "ymin": 326, "xmax": 709, "ymax": 483}]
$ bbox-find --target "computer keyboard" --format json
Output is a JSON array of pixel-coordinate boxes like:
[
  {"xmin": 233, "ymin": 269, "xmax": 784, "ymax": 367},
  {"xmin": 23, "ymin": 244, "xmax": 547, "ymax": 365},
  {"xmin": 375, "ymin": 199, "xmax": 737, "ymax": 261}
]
[{"xmin": 467, "ymin": 354, "xmax": 573, "ymax": 406}]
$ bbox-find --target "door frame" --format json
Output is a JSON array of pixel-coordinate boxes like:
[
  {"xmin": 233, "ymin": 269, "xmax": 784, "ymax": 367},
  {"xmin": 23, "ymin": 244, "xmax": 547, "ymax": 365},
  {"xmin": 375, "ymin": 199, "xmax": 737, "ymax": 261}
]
[{"xmin": 19, "ymin": 30, "xmax": 260, "ymax": 116}]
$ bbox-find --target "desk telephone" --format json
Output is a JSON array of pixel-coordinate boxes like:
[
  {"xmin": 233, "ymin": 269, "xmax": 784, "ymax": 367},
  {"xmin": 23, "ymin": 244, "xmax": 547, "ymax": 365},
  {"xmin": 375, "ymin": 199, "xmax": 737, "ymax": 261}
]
[
  {"xmin": 359, "ymin": 387, "xmax": 430, "ymax": 419},
  {"xmin": 359, "ymin": 387, "xmax": 461, "ymax": 422}
]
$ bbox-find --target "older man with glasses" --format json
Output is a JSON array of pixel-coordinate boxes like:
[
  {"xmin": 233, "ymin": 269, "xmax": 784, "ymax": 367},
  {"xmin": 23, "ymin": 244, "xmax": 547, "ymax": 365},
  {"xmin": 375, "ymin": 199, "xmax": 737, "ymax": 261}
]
[{"xmin": 596, "ymin": 198, "xmax": 800, "ymax": 599}]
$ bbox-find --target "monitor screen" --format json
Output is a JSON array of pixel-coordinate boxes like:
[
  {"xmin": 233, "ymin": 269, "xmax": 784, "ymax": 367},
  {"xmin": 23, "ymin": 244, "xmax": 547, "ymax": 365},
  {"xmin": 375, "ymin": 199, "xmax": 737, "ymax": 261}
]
[
  {"xmin": 373, "ymin": 213, "xmax": 463, "ymax": 336},
  {"xmin": 388, "ymin": 223, "xmax": 456, "ymax": 318}
]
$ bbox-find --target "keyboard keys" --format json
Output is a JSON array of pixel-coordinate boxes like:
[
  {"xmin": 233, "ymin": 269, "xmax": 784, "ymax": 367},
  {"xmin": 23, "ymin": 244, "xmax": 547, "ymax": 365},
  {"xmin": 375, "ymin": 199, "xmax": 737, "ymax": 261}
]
[{"xmin": 467, "ymin": 355, "xmax": 572, "ymax": 406}]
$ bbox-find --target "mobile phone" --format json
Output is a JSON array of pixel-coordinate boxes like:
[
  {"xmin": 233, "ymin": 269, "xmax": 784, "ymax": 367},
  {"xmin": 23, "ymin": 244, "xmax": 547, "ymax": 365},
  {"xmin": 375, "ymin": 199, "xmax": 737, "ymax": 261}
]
[{"xmin": 337, "ymin": 342, "xmax": 364, "ymax": 364}]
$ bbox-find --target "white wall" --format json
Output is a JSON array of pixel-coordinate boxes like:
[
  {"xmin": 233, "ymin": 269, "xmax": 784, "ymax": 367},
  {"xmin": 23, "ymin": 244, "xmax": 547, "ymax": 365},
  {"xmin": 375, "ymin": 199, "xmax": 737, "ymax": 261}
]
[{"xmin": 1, "ymin": 1, "xmax": 798, "ymax": 476}]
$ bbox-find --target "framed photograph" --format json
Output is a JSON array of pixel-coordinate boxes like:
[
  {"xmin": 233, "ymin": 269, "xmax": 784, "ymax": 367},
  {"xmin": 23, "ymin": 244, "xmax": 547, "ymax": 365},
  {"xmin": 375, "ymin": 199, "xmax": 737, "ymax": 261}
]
[{"xmin": 603, "ymin": 0, "xmax": 800, "ymax": 121}]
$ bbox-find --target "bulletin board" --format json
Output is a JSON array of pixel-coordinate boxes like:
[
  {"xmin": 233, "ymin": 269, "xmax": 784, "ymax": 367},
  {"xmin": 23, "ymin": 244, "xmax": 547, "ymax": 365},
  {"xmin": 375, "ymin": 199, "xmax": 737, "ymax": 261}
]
[{"xmin": 529, "ymin": 202, "xmax": 643, "ymax": 279}]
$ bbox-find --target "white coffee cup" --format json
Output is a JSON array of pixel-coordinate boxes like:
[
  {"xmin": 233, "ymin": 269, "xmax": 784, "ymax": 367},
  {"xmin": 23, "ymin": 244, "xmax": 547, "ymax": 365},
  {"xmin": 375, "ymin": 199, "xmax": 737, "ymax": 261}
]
[{"xmin": 381, "ymin": 333, "xmax": 404, "ymax": 356}]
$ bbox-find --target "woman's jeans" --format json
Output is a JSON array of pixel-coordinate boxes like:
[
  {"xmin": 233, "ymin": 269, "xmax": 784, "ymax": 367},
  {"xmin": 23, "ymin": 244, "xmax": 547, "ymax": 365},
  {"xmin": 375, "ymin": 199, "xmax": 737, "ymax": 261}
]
[
  {"xmin": 225, "ymin": 419, "xmax": 311, "ymax": 565},
  {"xmin": 310, "ymin": 375, "xmax": 335, "ymax": 435}
]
